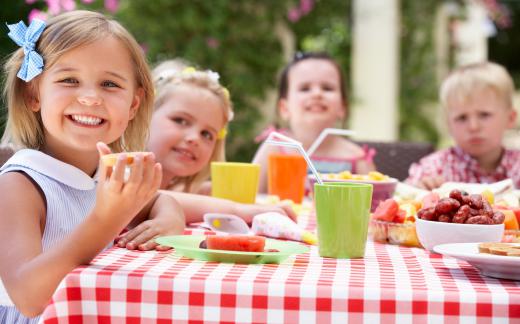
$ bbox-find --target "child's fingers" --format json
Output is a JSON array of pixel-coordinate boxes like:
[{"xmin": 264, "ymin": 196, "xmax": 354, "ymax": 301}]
[
  {"xmin": 127, "ymin": 228, "xmax": 157, "ymax": 249},
  {"xmin": 96, "ymin": 142, "xmax": 112, "ymax": 156},
  {"xmin": 116, "ymin": 222, "xmax": 147, "ymax": 247},
  {"xmin": 279, "ymin": 204, "xmax": 298, "ymax": 221},
  {"xmin": 96, "ymin": 142, "xmax": 112, "ymax": 181},
  {"xmin": 126, "ymin": 153, "xmax": 144, "ymax": 185},
  {"xmin": 108, "ymin": 154, "xmax": 128, "ymax": 191},
  {"xmin": 155, "ymin": 244, "xmax": 172, "ymax": 251},
  {"xmin": 138, "ymin": 240, "xmax": 159, "ymax": 251}
]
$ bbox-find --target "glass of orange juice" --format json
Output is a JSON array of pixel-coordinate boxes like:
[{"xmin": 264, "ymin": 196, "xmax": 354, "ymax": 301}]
[{"xmin": 267, "ymin": 153, "xmax": 308, "ymax": 203}]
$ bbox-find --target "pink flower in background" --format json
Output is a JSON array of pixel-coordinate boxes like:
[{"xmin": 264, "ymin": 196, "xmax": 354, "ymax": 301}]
[
  {"xmin": 46, "ymin": 0, "xmax": 61, "ymax": 15},
  {"xmin": 28, "ymin": 9, "xmax": 48, "ymax": 22},
  {"xmin": 206, "ymin": 37, "xmax": 220, "ymax": 49},
  {"xmin": 288, "ymin": 8, "xmax": 301, "ymax": 23},
  {"xmin": 300, "ymin": 0, "xmax": 314, "ymax": 15},
  {"xmin": 104, "ymin": 0, "xmax": 119, "ymax": 13},
  {"xmin": 61, "ymin": 0, "xmax": 76, "ymax": 11}
]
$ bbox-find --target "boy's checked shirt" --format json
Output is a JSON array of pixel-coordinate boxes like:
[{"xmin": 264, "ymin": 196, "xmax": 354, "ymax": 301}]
[{"xmin": 406, "ymin": 146, "xmax": 520, "ymax": 188}]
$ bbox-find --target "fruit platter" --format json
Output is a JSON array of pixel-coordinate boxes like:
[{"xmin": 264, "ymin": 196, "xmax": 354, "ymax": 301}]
[{"xmin": 370, "ymin": 184, "xmax": 520, "ymax": 248}]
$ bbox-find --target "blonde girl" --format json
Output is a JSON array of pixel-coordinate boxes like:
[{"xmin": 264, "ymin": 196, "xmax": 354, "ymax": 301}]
[
  {"xmin": 0, "ymin": 11, "xmax": 184, "ymax": 321},
  {"xmin": 121, "ymin": 60, "xmax": 296, "ymax": 235},
  {"xmin": 148, "ymin": 59, "xmax": 233, "ymax": 194}
]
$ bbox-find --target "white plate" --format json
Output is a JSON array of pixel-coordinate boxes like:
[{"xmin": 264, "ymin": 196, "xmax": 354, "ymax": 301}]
[{"xmin": 434, "ymin": 242, "xmax": 520, "ymax": 280}]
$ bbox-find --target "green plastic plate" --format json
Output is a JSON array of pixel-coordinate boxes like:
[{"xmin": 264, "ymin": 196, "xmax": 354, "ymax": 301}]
[{"xmin": 156, "ymin": 235, "xmax": 310, "ymax": 264}]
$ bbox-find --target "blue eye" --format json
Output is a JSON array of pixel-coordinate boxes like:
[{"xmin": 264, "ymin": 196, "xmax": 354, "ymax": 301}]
[
  {"xmin": 172, "ymin": 117, "xmax": 188, "ymax": 126},
  {"xmin": 59, "ymin": 78, "xmax": 78, "ymax": 84},
  {"xmin": 102, "ymin": 80, "xmax": 120, "ymax": 88}
]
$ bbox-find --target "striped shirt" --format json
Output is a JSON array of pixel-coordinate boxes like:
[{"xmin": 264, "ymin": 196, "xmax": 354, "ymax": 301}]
[
  {"xmin": 406, "ymin": 146, "xmax": 520, "ymax": 188},
  {"xmin": 0, "ymin": 149, "xmax": 97, "ymax": 323}
]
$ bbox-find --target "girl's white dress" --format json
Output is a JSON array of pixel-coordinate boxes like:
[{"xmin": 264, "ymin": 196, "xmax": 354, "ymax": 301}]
[{"xmin": 0, "ymin": 149, "xmax": 97, "ymax": 323}]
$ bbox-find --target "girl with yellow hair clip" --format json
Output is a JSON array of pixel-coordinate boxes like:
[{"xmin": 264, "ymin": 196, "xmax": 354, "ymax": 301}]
[{"xmin": 115, "ymin": 59, "xmax": 297, "ymax": 249}]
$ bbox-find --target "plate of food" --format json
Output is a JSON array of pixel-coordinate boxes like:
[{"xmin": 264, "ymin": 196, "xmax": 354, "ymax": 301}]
[
  {"xmin": 434, "ymin": 242, "xmax": 520, "ymax": 280},
  {"xmin": 155, "ymin": 235, "xmax": 310, "ymax": 264}
]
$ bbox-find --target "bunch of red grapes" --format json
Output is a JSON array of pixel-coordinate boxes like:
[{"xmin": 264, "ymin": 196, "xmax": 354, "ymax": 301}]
[{"xmin": 417, "ymin": 190, "xmax": 505, "ymax": 225}]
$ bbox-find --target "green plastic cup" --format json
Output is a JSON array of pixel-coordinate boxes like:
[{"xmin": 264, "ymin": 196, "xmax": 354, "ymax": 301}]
[{"xmin": 314, "ymin": 182, "xmax": 373, "ymax": 258}]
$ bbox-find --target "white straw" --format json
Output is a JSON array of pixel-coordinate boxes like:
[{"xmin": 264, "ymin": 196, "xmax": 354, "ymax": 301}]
[
  {"xmin": 307, "ymin": 128, "xmax": 356, "ymax": 157},
  {"xmin": 265, "ymin": 139, "xmax": 323, "ymax": 185},
  {"xmin": 266, "ymin": 131, "xmax": 301, "ymax": 145}
]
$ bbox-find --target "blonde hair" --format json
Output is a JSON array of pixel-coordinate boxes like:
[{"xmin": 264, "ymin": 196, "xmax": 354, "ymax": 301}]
[
  {"xmin": 152, "ymin": 59, "xmax": 234, "ymax": 193},
  {"xmin": 440, "ymin": 61, "xmax": 515, "ymax": 110},
  {"xmin": 2, "ymin": 10, "xmax": 153, "ymax": 152}
]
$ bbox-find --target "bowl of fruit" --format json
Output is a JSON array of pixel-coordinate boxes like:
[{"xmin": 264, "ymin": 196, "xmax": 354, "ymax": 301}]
[
  {"xmin": 309, "ymin": 171, "xmax": 398, "ymax": 212},
  {"xmin": 416, "ymin": 190, "xmax": 505, "ymax": 252},
  {"xmin": 370, "ymin": 198, "xmax": 422, "ymax": 247}
]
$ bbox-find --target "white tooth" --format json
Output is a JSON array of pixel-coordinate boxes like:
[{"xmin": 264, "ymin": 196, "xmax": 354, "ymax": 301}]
[{"xmin": 71, "ymin": 115, "xmax": 102, "ymax": 125}]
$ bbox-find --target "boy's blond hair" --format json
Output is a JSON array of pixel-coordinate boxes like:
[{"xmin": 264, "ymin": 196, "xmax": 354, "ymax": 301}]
[
  {"xmin": 152, "ymin": 59, "xmax": 234, "ymax": 193},
  {"xmin": 440, "ymin": 61, "xmax": 514, "ymax": 110},
  {"xmin": 2, "ymin": 10, "xmax": 153, "ymax": 153}
]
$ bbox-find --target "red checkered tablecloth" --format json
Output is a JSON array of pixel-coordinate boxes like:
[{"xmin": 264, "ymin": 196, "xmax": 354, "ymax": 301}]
[{"xmin": 40, "ymin": 212, "xmax": 520, "ymax": 323}]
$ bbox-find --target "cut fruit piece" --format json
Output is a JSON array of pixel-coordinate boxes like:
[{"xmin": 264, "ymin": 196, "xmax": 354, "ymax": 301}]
[{"xmin": 206, "ymin": 235, "xmax": 266, "ymax": 252}]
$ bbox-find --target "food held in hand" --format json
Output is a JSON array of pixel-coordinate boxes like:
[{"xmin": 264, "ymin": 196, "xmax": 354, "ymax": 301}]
[
  {"xmin": 204, "ymin": 235, "xmax": 266, "ymax": 252},
  {"xmin": 101, "ymin": 152, "xmax": 152, "ymax": 167},
  {"xmin": 252, "ymin": 212, "xmax": 317, "ymax": 245},
  {"xmin": 417, "ymin": 190, "xmax": 505, "ymax": 225}
]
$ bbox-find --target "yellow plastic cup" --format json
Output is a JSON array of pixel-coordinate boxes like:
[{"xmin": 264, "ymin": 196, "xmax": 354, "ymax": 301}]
[{"xmin": 211, "ymin": 162, "xmax": 261, "ymax": 204}]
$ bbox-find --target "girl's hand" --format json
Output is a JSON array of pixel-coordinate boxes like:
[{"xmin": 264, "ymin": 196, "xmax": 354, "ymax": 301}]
[
  {"xmin": 115, "ymin": 217, "xmax": 183, "ymax": 251},
  {"xmin": 93, "ymin": 142, "xmax": 162, "ymax": 227},
  {"xmin": 417, "ymin": 175, "xmax": 445, "ymax": 190},
  {"xmin": 235, "ymin": 202, "xmax": 298, "ymax": 223},
  {"xmin": 115, "ymin": 192, "xmax": 185, "ymax": 251}
]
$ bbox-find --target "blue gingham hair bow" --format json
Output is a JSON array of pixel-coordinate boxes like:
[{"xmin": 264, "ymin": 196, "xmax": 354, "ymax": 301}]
[{"xmin": 7, "ymin": 19, "xmax": 46, "ymax": 82}]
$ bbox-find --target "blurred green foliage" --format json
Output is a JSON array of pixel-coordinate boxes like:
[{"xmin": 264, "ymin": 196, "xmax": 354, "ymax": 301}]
[
  {"xmin": 400, "ymin": 0, "xmax": 440, "ymax": 145},
  {"xmin": 1, "ymin": 0, "xmax": 452, "ymax": 158},
  {"xmin": 114, "ymin": 0, "xmax": 351, "ymax": 161}
]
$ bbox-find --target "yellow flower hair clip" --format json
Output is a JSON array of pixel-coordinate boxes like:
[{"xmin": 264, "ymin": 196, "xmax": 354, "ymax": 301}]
[
  {"xmin": 182, "ymin": 66, "xmax": 197, "ymax": 74},
  {"xmin": 222, "ymin": 87, "xmax": 230, "ymax": 100},
  {"xmin": 217, "ymin": 127, "xmax": 228, "ymax": 140}
]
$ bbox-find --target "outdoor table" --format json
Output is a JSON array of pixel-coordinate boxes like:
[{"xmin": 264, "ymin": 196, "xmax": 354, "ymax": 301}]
[{"xmin": 40, "ymin": 209, "xmax": 520, "ymax": 323}]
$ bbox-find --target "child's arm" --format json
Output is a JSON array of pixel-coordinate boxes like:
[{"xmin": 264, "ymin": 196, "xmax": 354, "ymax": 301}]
[
  {"xmin": 162, "ymin": 190, "xmax": 298, "ymax": 223},
  {"xmin": 114, "ymin": 192, "xmax": 185, "ymax": 251},
  {"xmin": 0, "ymin": 145, "xmax": 161, "ymax": 317},
  {"xmin": 252, "ymin": 142, "xmax": 277, "ymax": 193}
]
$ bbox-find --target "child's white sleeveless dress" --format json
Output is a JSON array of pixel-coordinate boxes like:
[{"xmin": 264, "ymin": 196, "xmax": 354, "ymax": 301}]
[{"xmin": 0, "ymin": 149, "xmax": 97, "ymax": 323}]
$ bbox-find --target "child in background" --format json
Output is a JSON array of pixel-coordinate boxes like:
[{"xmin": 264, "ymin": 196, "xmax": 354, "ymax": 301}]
[
  {"xmin": 130, "ymin": 60, "xmax": 297, "ymax": 228},
  {"xmin": 0, "ymin": 11, "xmax": 184, "ymax": 321},
  {"xmin": 406, "ymin": 62, "xmax": 520, "ymax": 190},
  {"xmin": 253, "ymin": 52, "xmax": 376, "ymax": 192}
]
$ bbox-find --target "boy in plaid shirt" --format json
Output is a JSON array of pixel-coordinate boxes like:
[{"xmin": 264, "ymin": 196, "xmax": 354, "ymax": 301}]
[{"xmin": 406, "ymin": 62, "xmax": 520, "ymax": 190}]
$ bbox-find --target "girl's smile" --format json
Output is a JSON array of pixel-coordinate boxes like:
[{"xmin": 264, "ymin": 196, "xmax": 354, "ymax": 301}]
[{"xmin": 33, "ymin": 36, "xmax": 141, "ymax": 168}]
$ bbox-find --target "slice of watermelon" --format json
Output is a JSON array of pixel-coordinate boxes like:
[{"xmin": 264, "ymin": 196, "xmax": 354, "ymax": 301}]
[{"xmin": 206, "ymin": 235, "xmax": 266, "ymax": 252}]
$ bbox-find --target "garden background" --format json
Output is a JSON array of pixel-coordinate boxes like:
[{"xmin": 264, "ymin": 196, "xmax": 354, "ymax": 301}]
[{"xmin": 1, "ymin": 0, "xmax": 519, "ymax": 161}]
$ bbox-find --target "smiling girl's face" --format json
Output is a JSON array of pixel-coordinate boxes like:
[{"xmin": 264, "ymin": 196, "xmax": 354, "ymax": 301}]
[
  {"xmin": 33, "ymin": 36, "xmax": 141, "ymax": 158},
  {"xmin": 147, "ymin": 84, "xmax": 225, "ymax": 182}
]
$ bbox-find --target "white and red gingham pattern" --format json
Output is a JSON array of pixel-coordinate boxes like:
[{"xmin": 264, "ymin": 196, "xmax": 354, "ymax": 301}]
[
  {"xmin": 406, "ymin": 146, "xmax": 520, "ymax": 188},
  {"xmin": 40, "ymin": 213, "xmax": 520, "ymax": 323}
]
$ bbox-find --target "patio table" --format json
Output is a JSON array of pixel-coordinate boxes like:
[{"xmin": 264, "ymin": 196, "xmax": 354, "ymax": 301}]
[{"xmin": 40, "ymin": 209, "xmax": 520, "ymax": 323}]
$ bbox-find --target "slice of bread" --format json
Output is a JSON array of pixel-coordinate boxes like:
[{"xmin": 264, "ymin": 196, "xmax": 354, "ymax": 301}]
[{"xmin": 478, "ymin": 242, "xmax": 520, "ymax": 256}]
